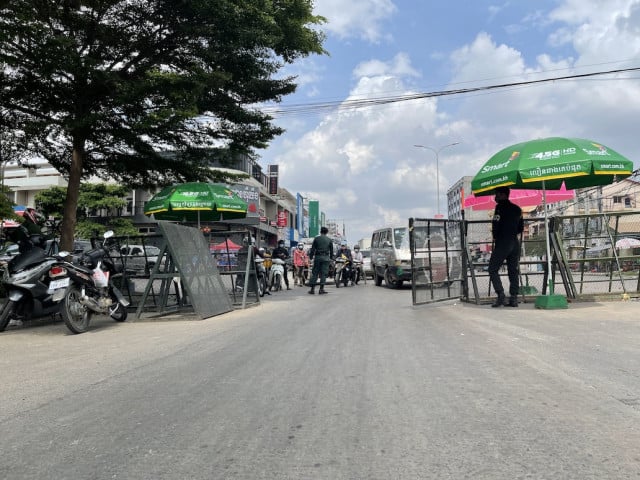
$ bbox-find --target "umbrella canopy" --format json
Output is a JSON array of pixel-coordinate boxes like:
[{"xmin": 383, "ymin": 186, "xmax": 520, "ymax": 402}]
[
  {"xmin": 144, "ymin": 183, "xmax": 248, "ymax": 227},
  {"xmin": 471, "ymin": 137, "xmax": 634, "ymax": 194},
  {"xmin": 464, "ymin": 184, "xmax": 575, "ymax": 210},
  {"xmin": 12, "ymin": 205, "xmax": 27, "ymax": 216},
  {"xmin": 615, "ymin": 237, "xmax": 640, "ymax": 249},
  {"xmin": 211, "ymin": 240, "xmax": 242, "ymax": 251},
  {"xmin": 471, "ymin": 137, "xmax": 634, "ymax": 309}
]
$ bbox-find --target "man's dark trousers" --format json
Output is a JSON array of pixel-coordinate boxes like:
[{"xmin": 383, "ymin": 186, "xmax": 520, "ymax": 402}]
[{"xmin": 488, "ymin": 238, "xmax": 520, "ymax": 297}]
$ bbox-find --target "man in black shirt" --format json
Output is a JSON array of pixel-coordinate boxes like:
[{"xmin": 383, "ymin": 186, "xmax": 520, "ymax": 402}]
[
  {"xmin": 272, "ymin": 239, "xmax": 291, "ymax": 290},
  {"xmin": 488, "ymin": 186, "xmax": 524, "ymax": 307}
]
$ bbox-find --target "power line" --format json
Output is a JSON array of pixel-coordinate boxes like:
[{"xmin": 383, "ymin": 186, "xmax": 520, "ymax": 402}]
[{"xmin": 262, "ymin": 66, "xmax": 640, "ymax": 118}]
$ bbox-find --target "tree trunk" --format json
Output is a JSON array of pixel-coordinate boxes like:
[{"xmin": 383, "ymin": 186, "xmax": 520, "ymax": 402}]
[{"xmin": 61, "ymin": 140, "xmax": 84, "ymax": 251}]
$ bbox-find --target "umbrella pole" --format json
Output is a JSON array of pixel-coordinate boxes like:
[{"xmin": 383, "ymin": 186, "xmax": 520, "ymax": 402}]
[
  {"xmin": 535, "ymin": 180, "xmax": 568, "ymax": 309},
  {"xmin": 543, "ymin": 184, "xmax": 554, "ymax": 295}
]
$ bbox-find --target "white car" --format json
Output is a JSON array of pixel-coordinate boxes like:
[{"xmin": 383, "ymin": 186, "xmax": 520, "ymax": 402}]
[
  {"xmin": 361, "ymin": 249, "xmax": 373, "ymax": 278},
  {"xmin": 119, "ymin": 244, "xmax": 162, "ymax": 274}
]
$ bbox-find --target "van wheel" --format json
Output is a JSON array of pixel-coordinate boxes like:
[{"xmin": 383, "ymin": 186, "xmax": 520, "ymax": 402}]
[
  {"xmin": 374, "ymin": 268, "xmax": 383, "ymax": 286},
  {"xmin": 384, "ymin": 268, "xmax": 403, "ymax": 289}
]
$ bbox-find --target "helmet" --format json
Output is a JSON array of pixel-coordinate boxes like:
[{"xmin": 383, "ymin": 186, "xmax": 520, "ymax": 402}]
[
  {"xmin": 23, "ymin": 207, "xmax": 40, "ymax": 224},
  {"xmin": 353, "ymin": 245, "xmax": 360, "ymax": 251},
  {"xmin": 258, "ymin": 247, "xmax": 265, "ymax": 253},
  {"xmin": 340, "ymin": 240, "xmax": 347, "ymax": 246},
  {"xmin": 297, "ymin": 243, "xmax": 304, "ymax": 249}
]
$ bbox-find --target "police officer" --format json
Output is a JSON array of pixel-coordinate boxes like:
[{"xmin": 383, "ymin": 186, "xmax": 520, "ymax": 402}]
[
  {"xmin": 488, "ymin": 186, "xmax": 524, "ymax": 307},
  {"xmin": 308, "ymin": 227, "xmax": 334, "ymax": 295}
]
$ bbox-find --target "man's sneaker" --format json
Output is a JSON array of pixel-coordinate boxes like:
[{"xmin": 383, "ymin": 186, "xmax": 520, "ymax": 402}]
[
  {"xmin": 491, "ymin": 293, "xmax": 506, "ymax": 308},
  {"xmin": 319, "ymin": 289, "xmax": 328, "ymax": 295},
  {"xmin": 507, "ymin": 296, "xmax": 518, "ymax": 307},
  {"xmin": 308, "ymin": 288, "xmax": 315, "ymax": 295}
]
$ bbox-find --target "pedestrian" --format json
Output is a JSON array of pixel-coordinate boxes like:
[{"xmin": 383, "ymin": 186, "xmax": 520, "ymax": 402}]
[
  {"xmin": 292, "ymin": 242, "xmax": 309, "ymax": 286},
  {"xmin": 308, "ymin": 226, "xmax": 334, "ymax": 295},
  {"xmin": 272, "ymin": 239, "xmax": 291, "ymax": 290},
  {"xmin": 488, "ymin": 186, "xmax": 524, "ymax": 307}
]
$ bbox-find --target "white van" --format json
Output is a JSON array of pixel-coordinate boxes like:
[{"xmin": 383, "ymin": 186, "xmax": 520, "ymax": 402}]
[
  {"xmin": 370, "ymin": 226, "xmax": 413, "ymax": 288},
  {"xmin": 371, "ymin": 224, "xmax": 456, "ymax": 288}
]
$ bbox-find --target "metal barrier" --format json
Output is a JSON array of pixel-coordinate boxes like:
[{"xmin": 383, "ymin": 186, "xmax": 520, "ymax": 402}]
[
  {"xmin": 104, "ymin": 228, "xmax": 260, "ymax": 315},
  {"xmin": 462, "ymin": 211, "xmax": 640, "ymax": 303},
  {"xmin": 409, "ymin": 218, "xmax": 465, "ymax": 305}
]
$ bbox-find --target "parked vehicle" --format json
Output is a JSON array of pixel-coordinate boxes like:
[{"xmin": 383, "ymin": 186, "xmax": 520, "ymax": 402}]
[
  {"xmin": 254, "ymin": 256, "xmax": 268, "ymax": 297},
  {"xmin": 118, "ymin": 244, "xmax": 162, "ymax": 274},
  {"xmin": 0, "ymin": 233, "xmax": 68, "ymax": 332},
  {"xmin": 361, "ymin": 249, "xmax": 373, "ymax": 278},
  {"xmin": 59, "ymin": 231, "xmax": 130, "ymax": 334},
  {"xmin": 0, "ymin": 243, "xmax": 19, "ymax": 263},
  {"xmin": 269, "ymin": 257, "xmax": 285, "ymax": 292}
]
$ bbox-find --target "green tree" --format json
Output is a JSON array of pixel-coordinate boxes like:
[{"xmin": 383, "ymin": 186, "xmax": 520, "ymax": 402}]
[
  {"xmin": 35, "ymin": 183, "xmax": 138, "ymax": 237},
  {"xmin": 0, "ymin": 108, "xmax": 26, "ymax": 220},
  {"xmin": 0, "ymin": 1, "xmax": 326, "ymax": 249}
]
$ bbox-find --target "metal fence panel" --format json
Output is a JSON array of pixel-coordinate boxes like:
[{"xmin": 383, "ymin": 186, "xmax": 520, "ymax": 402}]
[{"xmin": 410, "ymin": 218, "xmax": 464, "ymax": 305}]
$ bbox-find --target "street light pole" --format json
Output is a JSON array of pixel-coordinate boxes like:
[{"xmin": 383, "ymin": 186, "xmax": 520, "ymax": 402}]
[{"xmin": 414, "ymin": 142, "xmax": 460, "ymax": 216}]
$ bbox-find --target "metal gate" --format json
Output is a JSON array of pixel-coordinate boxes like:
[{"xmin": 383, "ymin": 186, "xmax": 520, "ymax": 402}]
[{"xmin": 410, "ymin": 218, "xmax": 465, "ymax": 305}]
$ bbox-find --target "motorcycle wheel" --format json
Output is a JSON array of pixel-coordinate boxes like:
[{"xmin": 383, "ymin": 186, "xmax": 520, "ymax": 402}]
[
  {"xmin": 62, "ymin": 284, "xmax": 91, "ymax": 334},
  {"xmin": 335, "ymin": 270, "xmax": 341, "ymax": 288},
  {"xmin": 0, "ymin": 300, "xmax": 17, "ymax": 332},
  {"xmin": 274, "ymin": 273, "xmax": 282, "ymax": 291},
  {"xmin": 258, "ymin": 273, "xmax": 266, "ymax": 297},
  {"xmin": 343, "ymin": 272, "xmax": 349, "ymax": 287}
]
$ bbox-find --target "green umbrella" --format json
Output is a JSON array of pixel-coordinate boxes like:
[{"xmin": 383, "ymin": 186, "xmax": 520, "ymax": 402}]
[
  {"xmin": 471, "ymin": 137, "xmax": 633, "ymax": 194},
  {"xmin": 144, "ymin": 182, "xmax": 248, "ymax": 227},
  {"xmin": 471, "ymin": 137, "xmax": 635, "ymax": 309}
]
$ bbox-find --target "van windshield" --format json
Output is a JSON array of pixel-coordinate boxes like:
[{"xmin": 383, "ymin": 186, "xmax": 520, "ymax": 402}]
[{"xmin": 393, "ymin": 228, "xmax": 409, "ymax": 249}]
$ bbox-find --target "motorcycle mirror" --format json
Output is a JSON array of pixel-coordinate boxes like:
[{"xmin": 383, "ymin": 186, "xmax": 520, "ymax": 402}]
[{"xmin": 103, "ymin": 230, "xmax": 114, "ymax": 239}]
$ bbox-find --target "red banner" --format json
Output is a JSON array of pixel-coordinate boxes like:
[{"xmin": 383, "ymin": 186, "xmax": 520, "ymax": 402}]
[{"xmin": 277, "ymin": 211, "xmax": 287, "ymax": 227}]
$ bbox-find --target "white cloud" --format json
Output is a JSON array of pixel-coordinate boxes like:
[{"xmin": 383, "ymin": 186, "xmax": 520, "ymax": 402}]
[
  {"xmin": 353, "ymin": 53, "xmax": 420, "ymax": 79},
  {"xmin": 267, "ymin": 1, "xmax": 640, "ymax": 244},
  {"xmin": 314, "ymin": 0, "xmax": 397, "ymax": 43}
]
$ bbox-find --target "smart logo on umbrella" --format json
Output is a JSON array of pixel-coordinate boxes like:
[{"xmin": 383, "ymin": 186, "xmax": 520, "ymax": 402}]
[{"xmin": 583, "ymin": 143, "xmax": 610, "ymax": 156}]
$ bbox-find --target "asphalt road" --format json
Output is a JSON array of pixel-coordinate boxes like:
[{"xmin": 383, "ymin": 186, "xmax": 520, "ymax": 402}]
[{"xmin": 2, "ymin": 284, "xmax": 640, "ymax": 479}]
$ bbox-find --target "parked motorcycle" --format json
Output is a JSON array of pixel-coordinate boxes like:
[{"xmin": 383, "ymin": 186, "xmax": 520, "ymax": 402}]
[
  {"xmin": 334, "ymin": 256, "xmax": 353, "ymax": 288},
  {"xmin": 255, "ymin": 256, "xmax": 268, "ymax": 297},
  {"xmin": 59, "ymin": 231, "xmax": 129, "ymax": 334},
  {"xmin": 0, "ymin": 236, "xmax": 69, "ymax": 332},
  {"xmin": 269, "ymin": 257, "xmax": 285, "ymax": 292}
]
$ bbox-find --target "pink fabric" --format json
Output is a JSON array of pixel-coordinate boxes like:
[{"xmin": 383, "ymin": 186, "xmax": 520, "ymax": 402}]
[{"xmin": 464, "ymin": 184, "xmax": 574, "ymax": 210}]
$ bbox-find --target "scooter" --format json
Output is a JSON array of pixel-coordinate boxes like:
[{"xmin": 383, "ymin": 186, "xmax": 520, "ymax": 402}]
[
  {"xmin": 334, "ymin": 255, "xmax": 353, "ymax": 288},
  {"xmin": 269, "ymin": 258, "xmax": 285, "ymax": 292},
  {"xmin": 254, "ymin": 257, "xmax": 268, "ymax": 297},
  {"xmin": 0, "ymin": 227, "xmax": 69, "ymax": 332},
  {"xmin": 353, "ymin": 260, "xmax": 366, "ymax": 285},
  {"xmin": 59, "ymin": 231, "xmax": 129, "ymax": 334}
]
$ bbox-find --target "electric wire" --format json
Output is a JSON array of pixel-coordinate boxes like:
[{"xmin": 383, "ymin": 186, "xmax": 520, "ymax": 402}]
[{"xmin": 262, "ymin": 66, "xmax": 640, "ymax": 118}]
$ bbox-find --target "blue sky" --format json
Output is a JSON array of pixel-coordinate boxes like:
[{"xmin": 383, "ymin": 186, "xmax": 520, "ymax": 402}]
[{"xmin": 259, "ymin": 0, "xmax": 640, "ymax": 244}]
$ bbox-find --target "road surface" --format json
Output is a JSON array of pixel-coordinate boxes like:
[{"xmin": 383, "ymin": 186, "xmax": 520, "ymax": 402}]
[{"xmin": 2, "ymin": 283, "xmax": 640, "ymax": 479}]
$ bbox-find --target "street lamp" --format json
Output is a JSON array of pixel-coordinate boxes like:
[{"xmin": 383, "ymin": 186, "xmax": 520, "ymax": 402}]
[{"xmin": 414, "ymin": 142, "xmax": 460, "ymax": 217}]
